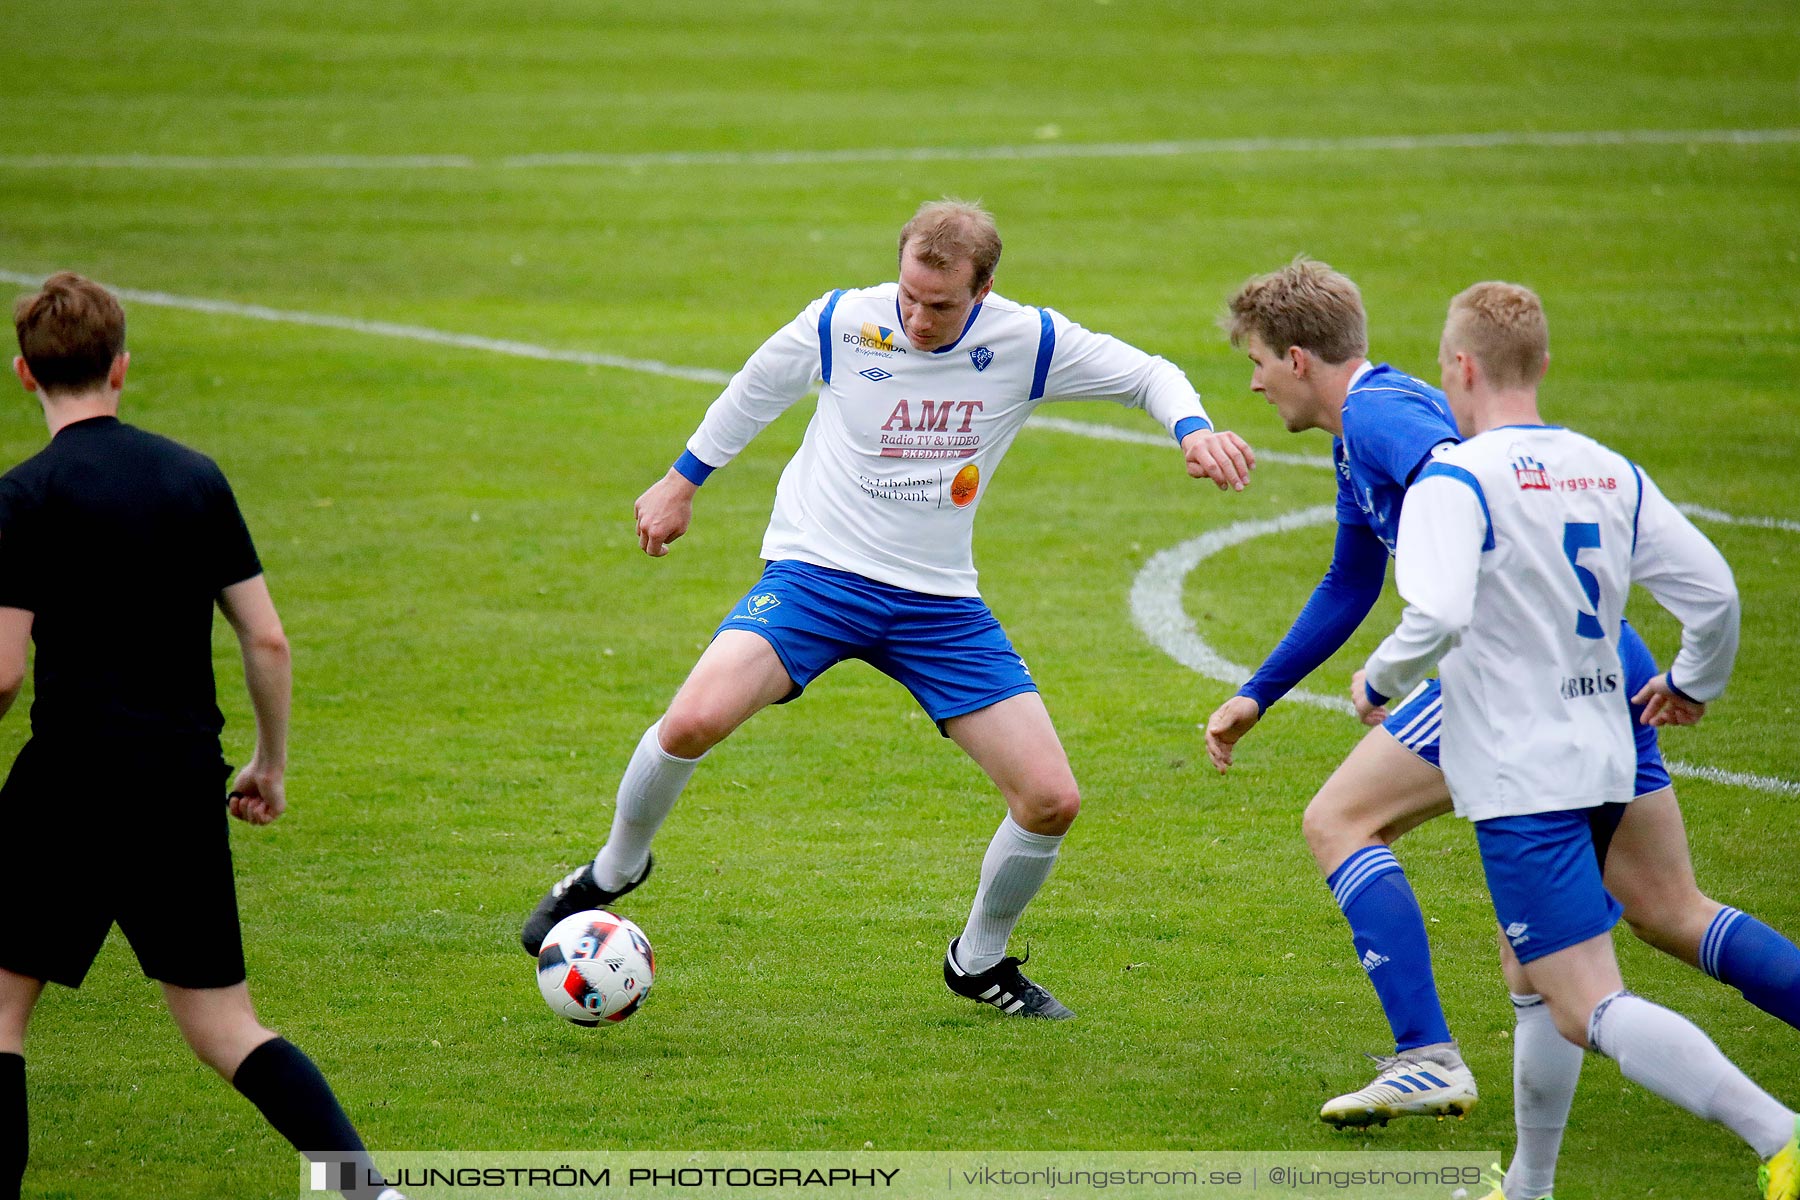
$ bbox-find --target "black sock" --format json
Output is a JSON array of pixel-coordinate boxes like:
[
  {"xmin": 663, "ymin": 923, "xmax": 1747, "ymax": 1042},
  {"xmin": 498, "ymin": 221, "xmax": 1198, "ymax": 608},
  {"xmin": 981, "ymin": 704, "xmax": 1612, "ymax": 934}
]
[
  {"xmin": 1, "ymin": 1053, "xmax": 24, "ymax": 1200},
  {"xmin": 231, "ymin": 1038, "xmax": 386, "ymax": 1198}
]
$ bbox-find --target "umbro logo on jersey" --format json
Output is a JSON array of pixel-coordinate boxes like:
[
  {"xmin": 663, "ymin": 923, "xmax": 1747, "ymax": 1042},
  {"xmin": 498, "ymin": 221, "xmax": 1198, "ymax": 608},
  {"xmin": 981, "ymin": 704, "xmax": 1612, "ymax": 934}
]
[
  {"xmin": 858, "ymin": 367, "xmax": 893, "ymax": 382},
  {"xmin": 746, "ymin": 593, "xmax": 780, "ymax": 616},
  {"xmin": 1360, "ymin": 949, "xmax": 1390, "ymax": 972},
  {"xmin": 969, "ymin": 346, "xmax": 993, "ymax": 372},
  {"xmin": 1506, "ymin": 922, "xmax": 1531, "ymax": 945}
]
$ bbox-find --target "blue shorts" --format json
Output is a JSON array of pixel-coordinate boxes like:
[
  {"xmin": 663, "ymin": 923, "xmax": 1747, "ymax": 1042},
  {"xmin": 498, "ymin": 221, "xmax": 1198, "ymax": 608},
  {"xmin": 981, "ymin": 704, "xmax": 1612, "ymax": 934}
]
[
  {"xmin": 1476, "ymin": 808, "xmax": 1625, "ymax": 965},
  {"xmin": 715, "ymin": 560, "xmax": 1037, "ymax": 732},
  {"xmin": 1383, "ymin": 619, "xmax": 1671, "ymax": 798}
]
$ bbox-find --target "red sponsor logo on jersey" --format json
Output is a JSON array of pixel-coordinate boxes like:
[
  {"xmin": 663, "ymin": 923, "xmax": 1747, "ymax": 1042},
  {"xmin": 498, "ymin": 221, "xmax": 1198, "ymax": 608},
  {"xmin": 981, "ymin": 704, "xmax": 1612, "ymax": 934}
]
[{"xmin": 1512, "ymin": 454, "xmax": 1552, "ymax": 490}]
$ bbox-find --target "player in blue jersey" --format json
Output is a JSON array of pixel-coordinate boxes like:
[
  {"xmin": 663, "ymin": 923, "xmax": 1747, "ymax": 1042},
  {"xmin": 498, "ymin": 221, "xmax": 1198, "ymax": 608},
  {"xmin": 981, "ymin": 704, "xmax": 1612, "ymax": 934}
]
[{"xmin": 1203, "ymin": 259, "xmax": 1800, "ymax": 1149}]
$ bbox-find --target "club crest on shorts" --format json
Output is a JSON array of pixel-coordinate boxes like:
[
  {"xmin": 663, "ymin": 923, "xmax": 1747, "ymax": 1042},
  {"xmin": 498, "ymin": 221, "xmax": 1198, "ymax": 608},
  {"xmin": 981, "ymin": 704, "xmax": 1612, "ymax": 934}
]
[
  {"xmin": 968, "ymin": 346, "xmax": 993, "ymax": 372},
  {"xmin": 746, "ymin": 593, "xmax": 780, "ymax": 616}
]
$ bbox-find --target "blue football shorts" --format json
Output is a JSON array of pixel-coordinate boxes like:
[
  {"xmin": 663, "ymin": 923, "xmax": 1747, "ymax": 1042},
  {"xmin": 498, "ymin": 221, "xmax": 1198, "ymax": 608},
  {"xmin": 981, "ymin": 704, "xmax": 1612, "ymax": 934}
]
[
  {"xmin": 1476, "ymin": 806, "xmax": 1626, "ymax": 965},
  {"xmin": 1382, "ymin": 618, "xmax": 1672, "ymax": 800},
  {"xmin": 714, "ymin": 559, "xmax": 1037, "ymax": 733}
]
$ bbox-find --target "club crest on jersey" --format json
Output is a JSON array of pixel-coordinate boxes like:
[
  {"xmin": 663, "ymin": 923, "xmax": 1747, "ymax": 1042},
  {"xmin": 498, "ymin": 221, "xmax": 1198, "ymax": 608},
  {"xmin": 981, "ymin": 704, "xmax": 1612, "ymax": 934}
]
[
  {"xmin": 858, "ymin": 367, "xmax": 893, "ymax": 382},
  {"xmin": 746, "ymin": 593, "xmax": 780, "ymax": 616},
  {"xmin": 1512, "ymin": 453, "xmax": 1552, "ymax": 490},
  {"xmin": 968, "ymin": 346, "xmax": 993, "ymax": 372},
  {"xmin": 844, "ymin": 323, "xmax": 903, "ymax": 354}
]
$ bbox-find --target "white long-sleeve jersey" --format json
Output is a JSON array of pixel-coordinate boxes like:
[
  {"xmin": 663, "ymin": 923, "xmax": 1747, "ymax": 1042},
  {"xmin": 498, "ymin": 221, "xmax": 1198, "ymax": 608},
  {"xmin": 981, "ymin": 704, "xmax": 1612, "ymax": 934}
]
[
  {"xmin": 683, "ymin": 284, "xmax": 1211, "ymax": 597},
  {"xmin": 1364, "ymin": 425, "xmax": 1739, "ymax": 821}
]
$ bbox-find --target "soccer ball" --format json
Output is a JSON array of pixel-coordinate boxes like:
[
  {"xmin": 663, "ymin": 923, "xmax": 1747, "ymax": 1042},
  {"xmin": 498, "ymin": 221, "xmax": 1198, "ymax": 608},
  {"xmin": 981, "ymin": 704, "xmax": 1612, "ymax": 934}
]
[{"xmin": 535, "ymin": 909, "xmax": 655, "ymax": 1026}]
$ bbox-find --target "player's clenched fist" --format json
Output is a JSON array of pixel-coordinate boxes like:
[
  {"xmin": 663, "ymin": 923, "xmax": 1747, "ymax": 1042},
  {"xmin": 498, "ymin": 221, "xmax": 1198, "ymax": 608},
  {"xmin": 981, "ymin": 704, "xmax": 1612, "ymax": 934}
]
[
  {"xmin": 635, "ymin": 469, "xmax": 699, "ymax": 557},
  {"xmin": 1182, "ymin": 428, "xmax": 1256, "ymax": 491}
]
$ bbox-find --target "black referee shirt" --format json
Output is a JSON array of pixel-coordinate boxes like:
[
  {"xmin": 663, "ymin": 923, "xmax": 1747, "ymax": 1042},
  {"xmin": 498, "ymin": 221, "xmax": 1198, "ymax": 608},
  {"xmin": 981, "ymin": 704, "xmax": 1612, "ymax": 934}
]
[{"xmin": 0, "ymin": 416, "xmax": 262, "ymax": 744}]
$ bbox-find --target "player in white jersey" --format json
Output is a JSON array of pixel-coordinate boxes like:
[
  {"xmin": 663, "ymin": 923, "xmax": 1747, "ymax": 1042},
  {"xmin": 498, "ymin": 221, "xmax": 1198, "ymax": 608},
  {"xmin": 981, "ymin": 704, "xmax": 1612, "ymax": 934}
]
[
  {"xmin": 1356, "ymin": 282, "xmax": 1797, "ymax": 1200},
  {"xmin": 1206, "ymin": 259, "xmax": 1800, "ymax": 1144},
  {"xmin": 521, "ymin": 200, "xmax": 1255, "ymax": 1017}
]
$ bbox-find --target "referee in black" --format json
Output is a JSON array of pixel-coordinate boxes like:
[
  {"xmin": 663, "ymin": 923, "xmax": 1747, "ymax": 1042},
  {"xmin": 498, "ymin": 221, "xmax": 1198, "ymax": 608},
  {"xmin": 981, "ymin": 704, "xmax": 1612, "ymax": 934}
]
[{"xmin": 0, "ymin": 274, "xmax": 401, "ymax": 1199}]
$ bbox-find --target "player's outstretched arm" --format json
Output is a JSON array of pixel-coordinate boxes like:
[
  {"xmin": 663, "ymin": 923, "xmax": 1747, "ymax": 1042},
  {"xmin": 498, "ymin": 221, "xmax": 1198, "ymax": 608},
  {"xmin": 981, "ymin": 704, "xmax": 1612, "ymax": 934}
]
[
  {"xmin": 1035, "ymin": 313, "xmax": 1253, "ymax": 488},
  {"xmin": 1220, "ymin": 522, "xmax": 1388, "ymax": 762},
  {"xmin": 1182, "ymin": 428, "xmax": 1256, "ymax": 492},
  {"xmin": 218, "ymin": 575, "xmax": 290, "ymax": 826},
  {"xmin": 645, "ymin": 293, "xmax": 830, "ymax": 557},
  {"xmin": 635, "ymin": 469, "xmax": 700, "ymax": 557},
  {"xmin": 1629, "ymin": 468, "xmax": 1740, "ymax": 705}
]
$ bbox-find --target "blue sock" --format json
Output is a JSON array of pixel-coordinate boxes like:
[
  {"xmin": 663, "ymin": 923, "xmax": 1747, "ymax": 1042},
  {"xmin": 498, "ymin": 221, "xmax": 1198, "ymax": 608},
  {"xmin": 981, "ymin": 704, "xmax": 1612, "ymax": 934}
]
[
  {"xmin": 1327, "ymin": 846, "xmax": 1454, "ymax": 1052},
  {"xmin": 1701, "ymin": 907, "xmax": 1800, "ymax": 1032}
]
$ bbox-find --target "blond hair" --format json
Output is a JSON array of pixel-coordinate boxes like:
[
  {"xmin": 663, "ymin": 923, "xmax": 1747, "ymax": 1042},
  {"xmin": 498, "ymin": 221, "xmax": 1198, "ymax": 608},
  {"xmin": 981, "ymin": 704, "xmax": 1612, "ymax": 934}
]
[
  {"xmin": 1444, "ymin": 281, "xmax": 1548, "ymax": 389},
  {"xmin": 1224, "ymin": 257, "xmax": 1367, "ymax": 365},
  {"xmin": 13, "ymin": 272, "xmax": 127, "ymax": 394},
  {"xmin": 897, "ymin": 199, "xmax": 1002, "ymax": 291}
]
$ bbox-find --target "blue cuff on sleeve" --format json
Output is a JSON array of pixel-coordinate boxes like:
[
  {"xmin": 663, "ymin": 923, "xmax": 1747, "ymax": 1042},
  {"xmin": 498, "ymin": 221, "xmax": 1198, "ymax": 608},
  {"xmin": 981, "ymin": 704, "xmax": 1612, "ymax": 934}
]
[
  {"xmin": 1173, "ymin": 416, "xmax": 1213, "ymax": 443},
  {"xmin": 1364, "ymin": 682, "xmax": 1390, "ymax": 709},
  {"xmin": 1665, "ymin": 672, "xmax": 1701, "ymax": 705},
  {"xmin": 672, "ymin": 449, "xmax": 716, "ymax": 486}
]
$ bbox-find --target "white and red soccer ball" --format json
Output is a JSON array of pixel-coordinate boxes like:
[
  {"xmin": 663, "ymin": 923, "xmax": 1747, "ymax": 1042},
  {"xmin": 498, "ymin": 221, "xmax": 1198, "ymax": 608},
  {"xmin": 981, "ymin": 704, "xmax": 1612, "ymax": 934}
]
[{"xmin": 535, "ymin": 910, "xmax": 654, "ymax": 1026}]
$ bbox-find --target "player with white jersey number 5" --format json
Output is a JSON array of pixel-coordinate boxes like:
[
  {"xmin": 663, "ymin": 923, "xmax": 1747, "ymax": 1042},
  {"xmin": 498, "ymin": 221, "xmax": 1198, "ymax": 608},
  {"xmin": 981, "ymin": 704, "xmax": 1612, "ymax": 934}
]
[
  {"xmin": 522, "ymin": 199, "xmax": 1256, "ymax": 1018},
  {"xmin": 1354, "ymin": 281, "xmax": 1797, "ymax": 1200}
]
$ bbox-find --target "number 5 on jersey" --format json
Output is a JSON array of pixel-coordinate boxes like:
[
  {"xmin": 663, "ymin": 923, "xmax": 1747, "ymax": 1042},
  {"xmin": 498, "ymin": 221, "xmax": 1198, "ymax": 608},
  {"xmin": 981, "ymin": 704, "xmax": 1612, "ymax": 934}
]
[{"xmin": 1562, "ymin": 521, "xmax": 1605, "ymax": 640}]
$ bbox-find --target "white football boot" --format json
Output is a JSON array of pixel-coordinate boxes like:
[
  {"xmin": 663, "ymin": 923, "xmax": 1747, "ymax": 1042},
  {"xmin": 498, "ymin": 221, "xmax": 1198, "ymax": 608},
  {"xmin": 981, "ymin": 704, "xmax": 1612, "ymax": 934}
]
[{"xmin": 1319, "ymin": 1042, "xmax": 1478, "ymax": 1128}]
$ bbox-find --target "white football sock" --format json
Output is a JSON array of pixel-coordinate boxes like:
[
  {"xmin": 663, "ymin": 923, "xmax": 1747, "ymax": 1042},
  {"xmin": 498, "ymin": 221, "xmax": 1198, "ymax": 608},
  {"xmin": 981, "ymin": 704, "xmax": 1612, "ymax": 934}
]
[
  {"xmin": 591, "ymin": 721, "xmax": 702, "ymax": 891},
  {"xmin": 956, "ymin": 815, "xmax": 1063, "ymax": 974},
  {"xmin": 1505, "ymin": 993, "xmax": 1580, "ymax": 1200},
  {"xmin": 1587, "ymin": 990, "xmax": 1796, "ymax": 1159}
]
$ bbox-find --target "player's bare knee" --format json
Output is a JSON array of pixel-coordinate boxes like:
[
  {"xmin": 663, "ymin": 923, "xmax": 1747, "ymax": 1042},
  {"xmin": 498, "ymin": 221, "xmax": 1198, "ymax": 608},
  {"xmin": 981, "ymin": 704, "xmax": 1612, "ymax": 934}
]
[
  {"xmin": 1015, "ymin": 781, "xmax": 1079, "ymax": 835},
  {"xmin": 1552, "ymin": 1013, "xmax": 1590, "ymax": 1050},
  {"xmin": 1300, "ymin": 794, "xmax": 1359, "ymax": 871},
  {"xmin": 1545, "ymin": 999, "xmax": 1593, "ymax": 1049},
  {"xmin": 656, "ymin": 706, "xmax": 728, "ymax": 759},
  {"xmin": 1621, "ymin": 887, "xmax": 1717, "ymax": 956},
  {"xmin": 1616, "ymin": 876, "xmax": 1700, "ymax": 931},
  {"xmin": 186, "ymin": 1019, "xmax": 276, "ymax": 1078}
]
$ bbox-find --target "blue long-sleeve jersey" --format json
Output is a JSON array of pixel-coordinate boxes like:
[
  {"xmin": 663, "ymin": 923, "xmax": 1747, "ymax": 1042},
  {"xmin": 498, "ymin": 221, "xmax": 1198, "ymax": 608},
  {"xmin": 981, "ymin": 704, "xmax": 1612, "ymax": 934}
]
[{"xmin": 1238, "ymin": 363, "xmax": 1457, "ymax": 711}]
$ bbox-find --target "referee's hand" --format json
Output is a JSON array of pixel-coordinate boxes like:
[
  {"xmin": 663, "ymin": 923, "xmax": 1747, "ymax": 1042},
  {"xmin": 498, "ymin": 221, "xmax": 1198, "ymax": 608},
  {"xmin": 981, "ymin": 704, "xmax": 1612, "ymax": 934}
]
[{"xmin": 228, "ymin": 763, "xmax": 287, "ymax": 825}]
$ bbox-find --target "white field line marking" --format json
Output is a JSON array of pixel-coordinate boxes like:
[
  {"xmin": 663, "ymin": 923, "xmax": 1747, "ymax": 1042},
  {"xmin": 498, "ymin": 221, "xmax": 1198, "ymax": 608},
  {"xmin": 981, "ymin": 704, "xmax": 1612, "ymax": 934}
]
[
  {"xmin": 1671, "ymin": 504, "xmax": 1800, "ymax": 536},
  {"xmin": 0, "ymin": 270, "xmax": 731, "ymax": 387},
  {"xmin": 1032, "ymin": 415, "xmax": 1791, "ymax": 535},
  {"xmin": 1, "ymin": 128, "xmax": 1796, "ymax": 172},
  {"xmin": 6, "ymin": 266, "xmax": 1790, "ymax": 790},
  {"xmin": 5, "ymin": 267, "xmax": 1786, "ymax": 539},
  {"xmin": 1029, "ymin": 414, "xmax": 1332, "ymax": 469},
  {"xmin": 1130, "ymin": 508, "xmax": 1800, "ymax": 797},
  {"xmin": 1131, "ymin": 505, "xmax": 1351, "ymax": 714}
]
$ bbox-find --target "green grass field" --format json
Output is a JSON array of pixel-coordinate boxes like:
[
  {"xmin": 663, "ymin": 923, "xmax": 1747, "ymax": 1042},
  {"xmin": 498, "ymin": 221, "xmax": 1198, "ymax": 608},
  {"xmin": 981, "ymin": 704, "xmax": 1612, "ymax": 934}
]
[{"xmin": 2, "ymin": 1, "xmax": 1798, "ymax": 1196}]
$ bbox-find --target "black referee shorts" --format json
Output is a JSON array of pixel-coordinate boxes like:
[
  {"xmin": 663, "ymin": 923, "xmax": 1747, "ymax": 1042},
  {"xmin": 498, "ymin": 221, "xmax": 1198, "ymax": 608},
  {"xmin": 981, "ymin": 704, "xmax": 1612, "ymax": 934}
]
[{"xmin": 0, "ymin": 738, "xmax": 246, "ymax": 990}]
